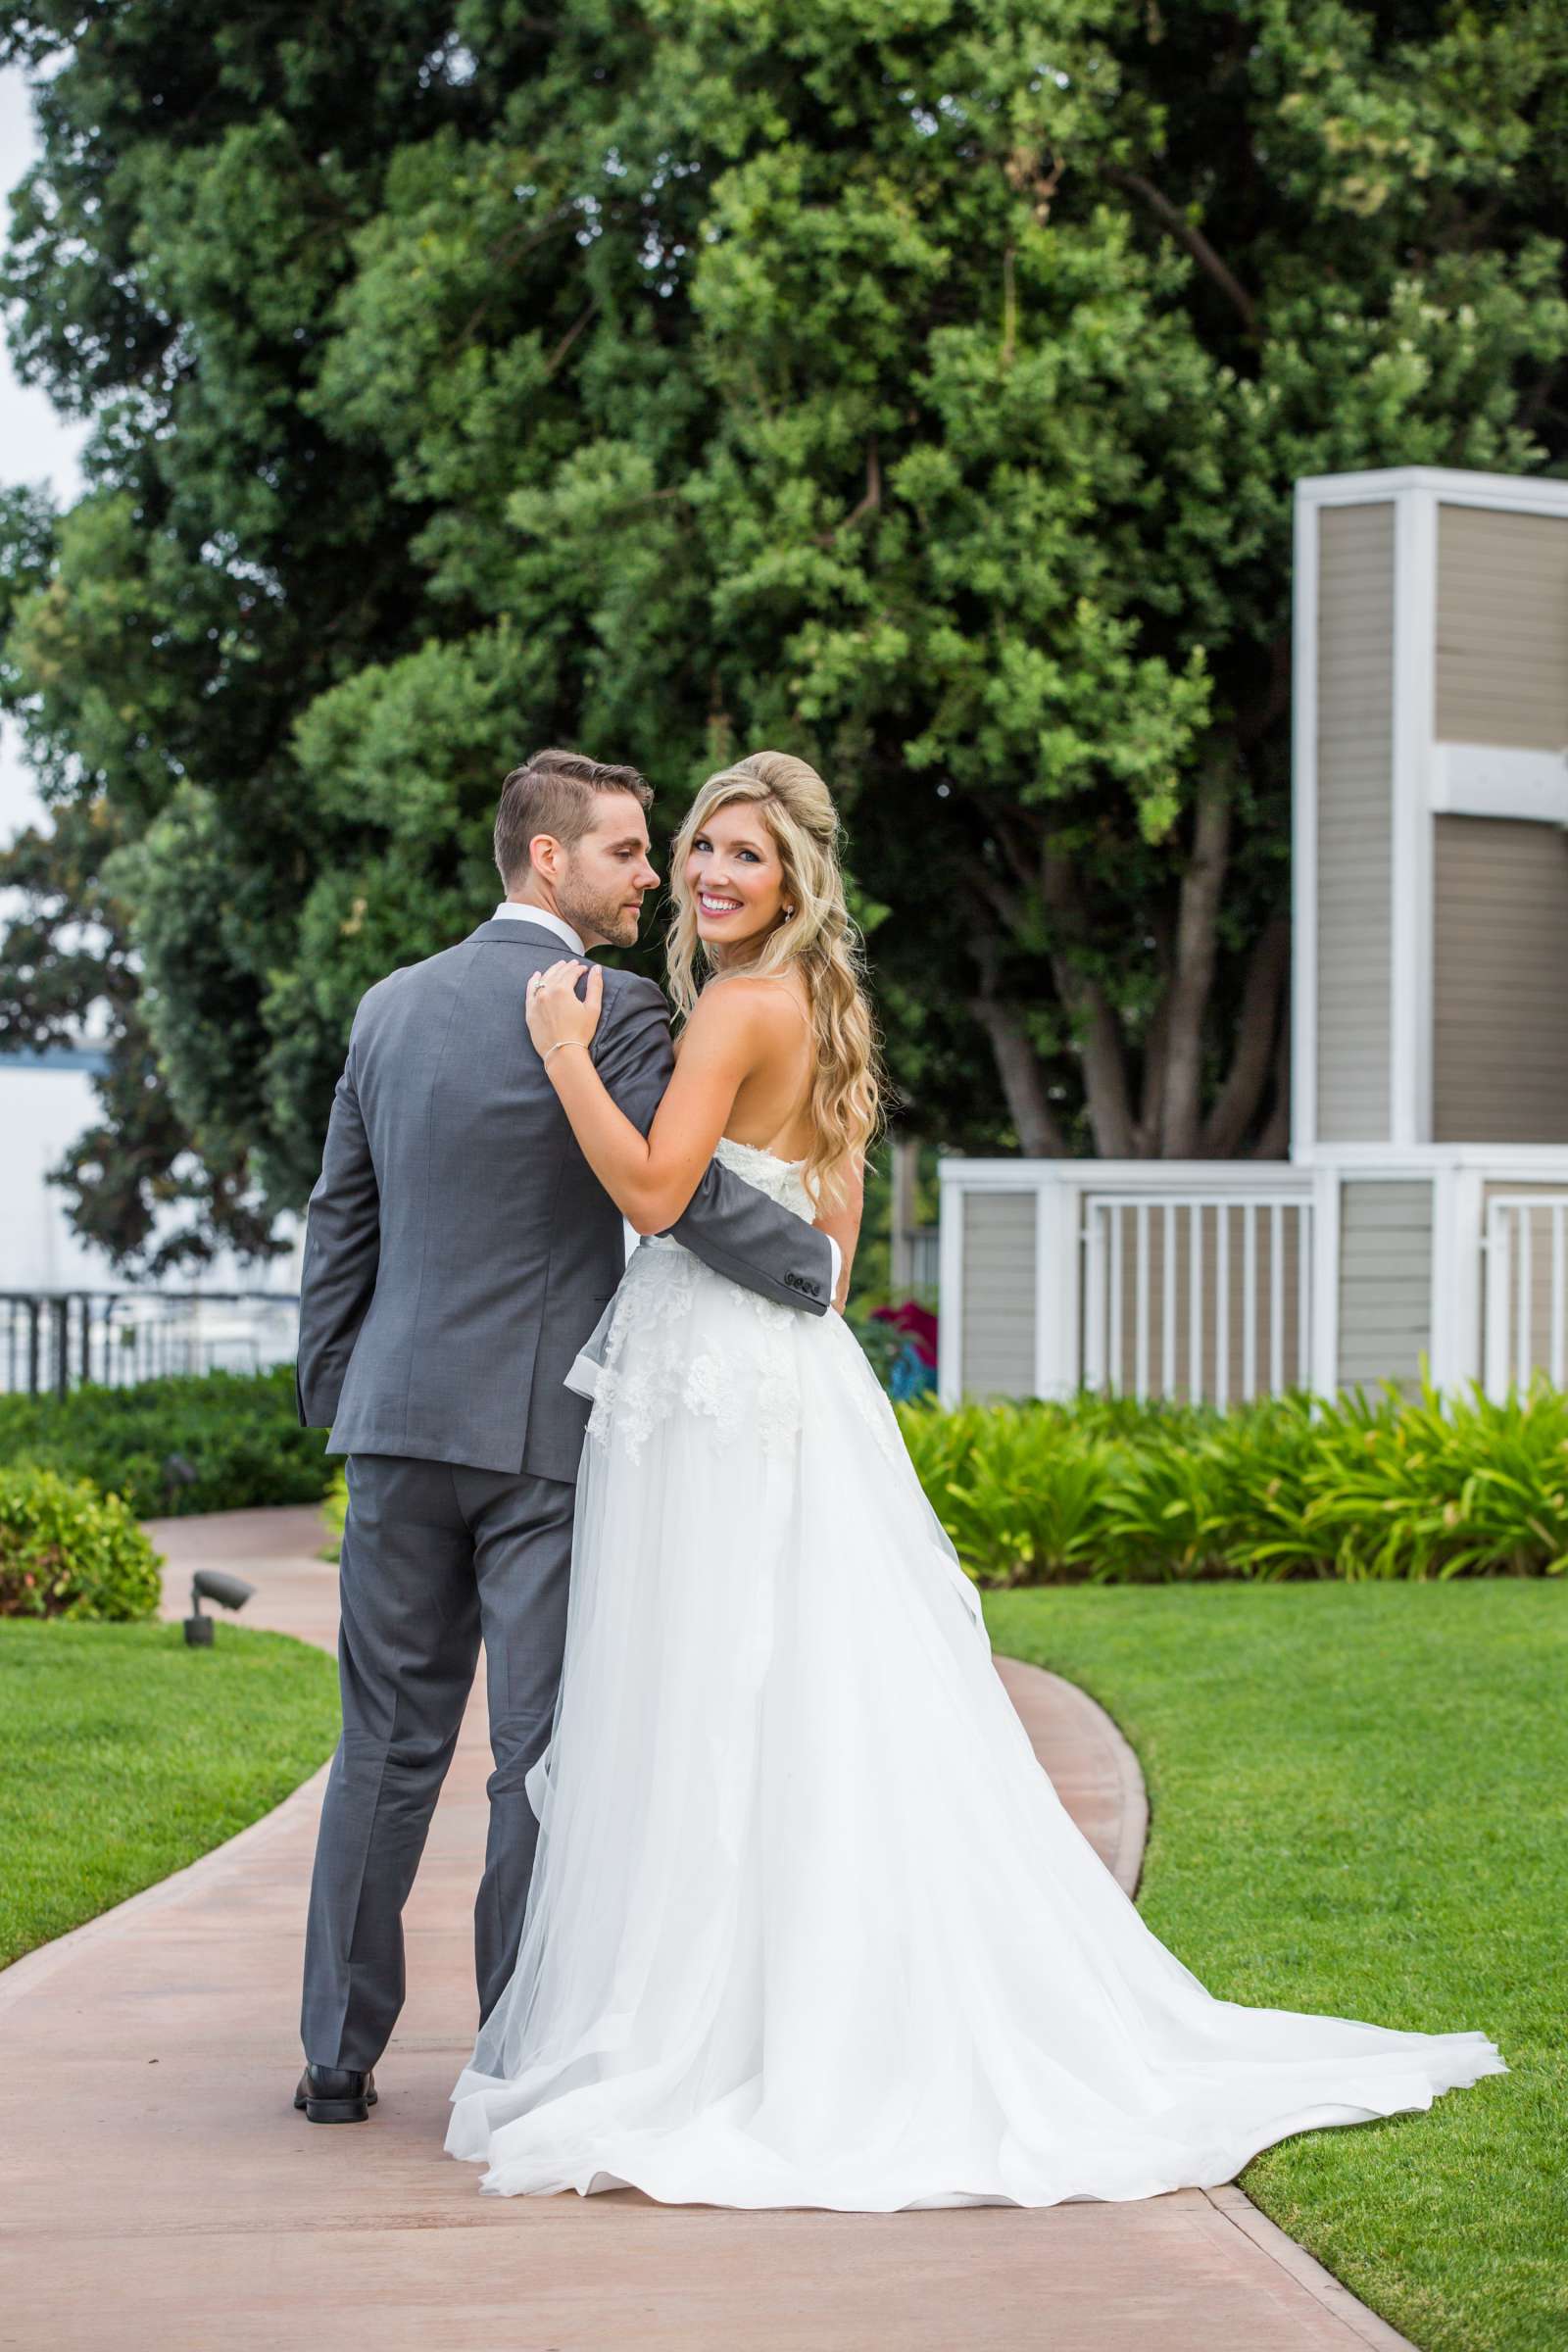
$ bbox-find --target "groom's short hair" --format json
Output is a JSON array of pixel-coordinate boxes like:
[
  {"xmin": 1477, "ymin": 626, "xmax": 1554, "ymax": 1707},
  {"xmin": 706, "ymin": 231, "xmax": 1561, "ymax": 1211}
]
[{"xmin": 494, "ymin": 748, "xmax": 653, "ymax": 886}]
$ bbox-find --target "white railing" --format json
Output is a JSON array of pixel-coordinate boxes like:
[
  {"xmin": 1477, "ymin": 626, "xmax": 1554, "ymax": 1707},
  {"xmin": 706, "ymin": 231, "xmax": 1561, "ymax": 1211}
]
[
  {"xmin": 939, "ymin": 1150, "xmax": 1568, "ymax": 1408},
  {"xmin": 937, "ymin": 1158, "xmax": 1323, "ymax": 1406},
  {"xmin": 0, "ymin": 1289, "xmax": 301, "ymax": 1396},
  {"xmin": 1082, "ymin": 1191, "xmax": 1314, "ymax": 1405},
  {"xmin": 1483, "ymin": 1194, "xmax": 1568, "ymax": 1396}
]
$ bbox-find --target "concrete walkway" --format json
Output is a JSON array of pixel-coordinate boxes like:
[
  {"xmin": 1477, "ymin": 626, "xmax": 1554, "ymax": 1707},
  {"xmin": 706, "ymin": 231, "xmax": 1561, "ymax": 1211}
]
[{"xmin": 0, "ymin": 1506, "xmax": 1411, "ymax": 2352}]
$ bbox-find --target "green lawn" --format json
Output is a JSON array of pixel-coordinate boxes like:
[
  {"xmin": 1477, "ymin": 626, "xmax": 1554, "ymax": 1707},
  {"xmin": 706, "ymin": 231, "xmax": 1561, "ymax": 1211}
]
[
  {"xmin": 986, "ymin": 1581, "xmax": 1565, "ymax": 2352},
  {"xmin": 0, "ymin": 1620, "xmax": 340, "ymax": 1969}
]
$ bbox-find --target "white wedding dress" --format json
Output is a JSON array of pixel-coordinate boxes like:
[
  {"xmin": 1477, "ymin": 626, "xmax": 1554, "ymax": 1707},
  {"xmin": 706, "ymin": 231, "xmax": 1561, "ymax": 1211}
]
[{"xmin": 446, "ymin": 1138, "xmax": 1503, "ymax": 2210}]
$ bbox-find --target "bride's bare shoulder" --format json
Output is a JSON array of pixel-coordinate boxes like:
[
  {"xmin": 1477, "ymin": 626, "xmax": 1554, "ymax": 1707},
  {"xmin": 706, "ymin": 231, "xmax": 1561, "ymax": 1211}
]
[
  {"xmin": 698, "ymin": 971, "xmax": 809, "ymax": 1027},
  {"xmin": 674, "ymin": 972, "xmax": 807, "ymax": 1067}
]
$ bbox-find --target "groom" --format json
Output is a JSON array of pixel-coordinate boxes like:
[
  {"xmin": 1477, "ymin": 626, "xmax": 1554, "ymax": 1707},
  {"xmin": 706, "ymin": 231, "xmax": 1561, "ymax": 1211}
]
[{"xmin": 293, "ymin": 748, "xmax": 836, "ymax": 2124}]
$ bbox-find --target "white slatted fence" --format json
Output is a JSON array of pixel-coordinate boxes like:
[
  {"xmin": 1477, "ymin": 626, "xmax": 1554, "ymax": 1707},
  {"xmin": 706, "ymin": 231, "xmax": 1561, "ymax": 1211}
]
[
  {"xmin": 1081, "ymin": 1190, "xmax": 1314, "ymax": 1405},
  {"xmin": 1483, "ymin": 1194, "xmax": 1568, "ymax": 1396}
]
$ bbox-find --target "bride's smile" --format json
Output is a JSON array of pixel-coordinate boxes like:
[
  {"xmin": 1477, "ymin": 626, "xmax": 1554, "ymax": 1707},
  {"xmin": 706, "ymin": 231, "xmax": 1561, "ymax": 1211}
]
[{"xmin": 686, "ymin": 802, "xmax": 790, "ymax": 955}]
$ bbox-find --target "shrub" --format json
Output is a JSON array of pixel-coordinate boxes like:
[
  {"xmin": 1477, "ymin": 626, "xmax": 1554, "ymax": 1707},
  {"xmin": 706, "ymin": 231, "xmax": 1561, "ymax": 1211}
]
[
  {"xmin": 0, "ymin": 1467, "xmax": 164, "ymax": 1621},
  {"xmin": 896, "ymin": 1369, "xmax": 1568, "ymax": 1586},
  {"xmin": 0, "ymin": 1366, "xmax": 333, "ymax": 1518},
  {"xmin": 909, "ymin": 1401, "xmax": 1112, "ymax": 1584},
  {"xmin": 1285, "ymin": 1376, "xmax": 1568, "ymax": 1579}
]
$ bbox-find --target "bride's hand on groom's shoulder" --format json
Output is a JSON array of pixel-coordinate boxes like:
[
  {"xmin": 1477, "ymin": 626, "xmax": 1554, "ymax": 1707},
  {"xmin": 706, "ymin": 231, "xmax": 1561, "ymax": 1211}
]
[{"xmin": 525, "ymin": 959, "xmax": 605, "ymax": 1063}]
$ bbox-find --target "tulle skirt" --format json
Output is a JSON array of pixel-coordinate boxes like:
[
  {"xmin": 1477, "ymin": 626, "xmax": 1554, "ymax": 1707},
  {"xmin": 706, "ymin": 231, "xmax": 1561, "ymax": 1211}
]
[{"xmin": 447, "ymin": 1229, "xmax": 1503, "ymax": 2210}]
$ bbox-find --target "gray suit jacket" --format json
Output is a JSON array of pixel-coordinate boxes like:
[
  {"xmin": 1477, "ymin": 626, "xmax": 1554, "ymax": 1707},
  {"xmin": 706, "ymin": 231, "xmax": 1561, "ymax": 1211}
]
[{"xmin": 295, "ymin": 916, "xmax": 833, "ymax": 1483}]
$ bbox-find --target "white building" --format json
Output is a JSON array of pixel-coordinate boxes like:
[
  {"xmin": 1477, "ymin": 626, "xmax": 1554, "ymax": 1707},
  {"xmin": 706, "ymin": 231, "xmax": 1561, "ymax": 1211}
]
[{"xmin": 1, "ymin": 1044, "xmax": 302, "ymax": 1390}]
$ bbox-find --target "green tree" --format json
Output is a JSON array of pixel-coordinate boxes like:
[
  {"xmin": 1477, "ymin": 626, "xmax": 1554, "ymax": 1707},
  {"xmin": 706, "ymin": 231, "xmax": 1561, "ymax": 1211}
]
[
  {"xmin": 465, "ymin": 0, "xmax": 1567, "ymax": 1156},
  {"xmin": 3, "ymin": 1, "xmax": 1566, "ymax": 1265}
]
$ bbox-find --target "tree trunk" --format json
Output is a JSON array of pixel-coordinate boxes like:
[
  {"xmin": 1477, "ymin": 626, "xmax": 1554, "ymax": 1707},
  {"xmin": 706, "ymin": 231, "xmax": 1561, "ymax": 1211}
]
[
  {"xmin": 1039, "ymin": 840, "xmax": 1136, "ymax": 1157},
  {"xmin": 1072, "ymin": 987, "xmax": 1138, "ymax": 1158},
  {"xmin": 965, "ymin": 813, "xmax": 1286, "ymax": 1164},
  {"xmin": 1158, "ymin": 765, "xmax": 1232, "ymax": 1156},
  {"xmin": 965, "ymin": 995, "xmax": 1067, "ymax": 1156},
  {"xmin": 1250, "ymin": 1005, "xmax": 1292, "ymax": 1159},
  {"xmin": 1134, "ymin": 983, "xmax": 1172, "ymax": 1156},
  {"xmin": 1201, "ymin": 910, "xmax": 1290, "ymax": 1157}
]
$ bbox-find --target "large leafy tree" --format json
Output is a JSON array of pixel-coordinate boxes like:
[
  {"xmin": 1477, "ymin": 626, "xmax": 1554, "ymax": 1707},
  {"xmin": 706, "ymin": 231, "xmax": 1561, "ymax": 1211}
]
[
  {"xmin": 0, "ymin": 4, "xmax": 487, "ymax": 1258},
  {"xmin": 3, "ymin": 1, "xmax": 1566, "ymax": 1265}
]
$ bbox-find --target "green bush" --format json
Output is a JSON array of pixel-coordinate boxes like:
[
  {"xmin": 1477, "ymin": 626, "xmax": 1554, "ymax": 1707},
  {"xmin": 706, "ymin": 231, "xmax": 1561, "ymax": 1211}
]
[
  {"xmin": 897, "ymin": 1368, "xmax": 1568, "ymax": 1586},
  {"xmin": 942, "ymin": 1412, "xmax": 1114, "ymax": 1584},
  {"xmin": 0, "ymin": 1366, "xmax": 334, "ymax": 1518},
  {"xmin": 0, "ymin": 1466, "xmax": 164, "ymax": 1620}
]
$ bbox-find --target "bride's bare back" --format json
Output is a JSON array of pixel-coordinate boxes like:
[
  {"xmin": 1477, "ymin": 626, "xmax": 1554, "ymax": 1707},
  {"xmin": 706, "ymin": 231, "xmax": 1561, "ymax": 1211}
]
[{"xmin": 680, "ymin": 972, "xmax": 816, "ymax": 1163}]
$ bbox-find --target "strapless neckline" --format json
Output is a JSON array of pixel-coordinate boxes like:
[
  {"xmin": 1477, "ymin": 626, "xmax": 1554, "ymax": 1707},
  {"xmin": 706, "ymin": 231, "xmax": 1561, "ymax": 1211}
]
[
  {"xmin": 712, "ymin": 1135, "xmax": 816, "ymax": 1222},
  {"xmin": 718, "ymin": 1137, "xmax": 807, "ymax": 1171}
]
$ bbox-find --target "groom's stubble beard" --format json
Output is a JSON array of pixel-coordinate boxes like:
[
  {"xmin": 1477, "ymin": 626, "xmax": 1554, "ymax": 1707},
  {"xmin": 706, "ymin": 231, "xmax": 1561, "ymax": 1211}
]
[{"xmin": 556, "ymin": 855, "xmax": 646, "ymax": 953}]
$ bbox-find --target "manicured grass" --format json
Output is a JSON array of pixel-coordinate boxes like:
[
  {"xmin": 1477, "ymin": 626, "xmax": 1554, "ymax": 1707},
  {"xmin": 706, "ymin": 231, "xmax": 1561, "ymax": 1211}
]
[
  {"xmin": 986, "ymin": 1581, "xmax": 1566, "ymax": 2352},
  {"xmin": 0, "ymin": 1620, "xmax": 340, "ymax": 1968}
]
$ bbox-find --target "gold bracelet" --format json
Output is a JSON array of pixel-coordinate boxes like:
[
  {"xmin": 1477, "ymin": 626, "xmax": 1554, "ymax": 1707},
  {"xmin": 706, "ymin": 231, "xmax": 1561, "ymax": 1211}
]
[{"xmin": 542, "ymin": 1038, "xmax": 589, "ymax": 1066}]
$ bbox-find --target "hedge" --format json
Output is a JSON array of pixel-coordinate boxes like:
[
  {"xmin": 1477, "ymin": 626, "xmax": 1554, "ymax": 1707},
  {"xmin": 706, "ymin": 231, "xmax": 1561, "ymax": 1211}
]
[
  {"xmin": 19, "ymin": 1357, "xmax": 1559, "ymax": 1590},
  {"xmin": 0, "ymin": 1366, "xmax": 334, "ymax": 1519},
  {"xmin": 897, "ymin": 1372, "xmax": 1568, "ymax": 1584}
]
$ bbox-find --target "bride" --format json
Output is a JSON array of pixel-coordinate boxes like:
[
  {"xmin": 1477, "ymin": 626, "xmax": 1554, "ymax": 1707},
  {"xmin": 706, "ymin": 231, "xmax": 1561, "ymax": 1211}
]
[{"xmin": 446, "ymin": 749, "xmax": 1502, "ymax": 2211}]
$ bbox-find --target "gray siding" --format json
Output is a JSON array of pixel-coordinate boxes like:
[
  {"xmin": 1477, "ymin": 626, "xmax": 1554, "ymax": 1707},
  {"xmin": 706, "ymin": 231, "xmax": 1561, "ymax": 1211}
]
[
  {"xmin": 1336, "ymin": 1179, "xmax": 1433, "ymax": 1398},
  {"xmin": 960, "ymin": 1191, "xmax": 1036, "ymax": 1397},
  {"xmin": 1434, "ymin": 815, "xmax": 1568, "ymax": 1143},
  {"xmin": 1436, "ymin": 505, "xmax": 1568, "ymax": 749},
  {"xmin": 1316, "ymin": 504, "xmax": 1395, "ymax": 1143}
]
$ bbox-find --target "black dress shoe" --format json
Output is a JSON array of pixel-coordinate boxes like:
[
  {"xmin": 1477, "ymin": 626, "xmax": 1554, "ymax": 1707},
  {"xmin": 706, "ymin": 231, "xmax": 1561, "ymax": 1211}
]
[{"xmin": 294, "ymin": 2063, "xmax": 378, "ymax": 2124}]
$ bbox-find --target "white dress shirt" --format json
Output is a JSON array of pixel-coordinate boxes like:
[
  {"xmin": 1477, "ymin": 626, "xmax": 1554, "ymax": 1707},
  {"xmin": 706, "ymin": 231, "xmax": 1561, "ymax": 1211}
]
[
  {"xmin": 493, "ymin": 900, "xmax": 585, "ymax": 954},
  {"xmin": 492, "ymin": 899, "xmax": 842, "ymax": 1301}
]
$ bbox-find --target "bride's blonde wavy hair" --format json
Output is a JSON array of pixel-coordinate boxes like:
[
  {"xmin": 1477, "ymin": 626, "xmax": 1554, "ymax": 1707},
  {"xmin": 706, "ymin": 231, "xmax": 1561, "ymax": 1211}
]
[{"xmin": 666, "ymin": 751, "xmax": 884, "ymax": 1209}]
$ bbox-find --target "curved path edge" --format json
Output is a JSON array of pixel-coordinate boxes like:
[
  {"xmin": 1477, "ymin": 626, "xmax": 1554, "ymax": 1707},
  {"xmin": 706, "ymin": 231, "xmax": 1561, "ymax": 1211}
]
[
  {"xmin": 0, "ymin": 1756, "xmax": 333, "ymax": 2017},
  {"xmin": 0, "ymin": 1504, "xmax": 1418, "ymax": 2352}
]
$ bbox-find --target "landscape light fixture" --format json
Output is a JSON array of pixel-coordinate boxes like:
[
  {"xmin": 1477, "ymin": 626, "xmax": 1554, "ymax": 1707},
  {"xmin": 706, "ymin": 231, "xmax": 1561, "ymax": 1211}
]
[
  {"xmin": 163, "ymin": 1452, "xmax": 199, "ymax": 1510},
  {"xmin": 184, "ymin": 1568, "xmax": 256, "ymax": 1647}
]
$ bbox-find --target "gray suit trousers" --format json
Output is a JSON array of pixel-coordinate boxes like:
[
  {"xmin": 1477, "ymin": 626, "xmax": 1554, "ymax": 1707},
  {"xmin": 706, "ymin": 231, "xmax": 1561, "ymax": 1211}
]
[{"xmin": 300, "ymin": 1452, "xmax": 574, "ymax": 2072}]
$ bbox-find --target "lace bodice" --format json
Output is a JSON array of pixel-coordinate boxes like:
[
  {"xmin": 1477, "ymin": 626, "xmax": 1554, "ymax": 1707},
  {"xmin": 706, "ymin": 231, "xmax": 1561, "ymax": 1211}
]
[
  {"xmin": 712, "ymin": 1135, "xmax": 817, "ymax": 1223},
  {"xmin": 581, "ymin": 1131, "xmax": 904, "ymax": 1471}
]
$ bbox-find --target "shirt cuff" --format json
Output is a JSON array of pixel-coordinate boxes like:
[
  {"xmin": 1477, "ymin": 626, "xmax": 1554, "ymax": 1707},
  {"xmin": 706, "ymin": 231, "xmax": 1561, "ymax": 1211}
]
[{"xmin": 826, "ymin": 1235, "xmax": 843, "ymax": 1300}]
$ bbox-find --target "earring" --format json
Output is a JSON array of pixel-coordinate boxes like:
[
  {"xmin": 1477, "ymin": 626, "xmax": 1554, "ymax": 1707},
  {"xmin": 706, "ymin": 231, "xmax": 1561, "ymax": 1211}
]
[{"xmin": 783, "ymin": 905, "xmax": 795, "ymax": 917}]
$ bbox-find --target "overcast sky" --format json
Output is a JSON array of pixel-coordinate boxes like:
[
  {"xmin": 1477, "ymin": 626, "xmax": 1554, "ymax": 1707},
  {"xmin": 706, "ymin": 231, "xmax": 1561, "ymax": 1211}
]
[{"xmin": 1, "ymin": 61, "xmax": 90, "ymax": 850}]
